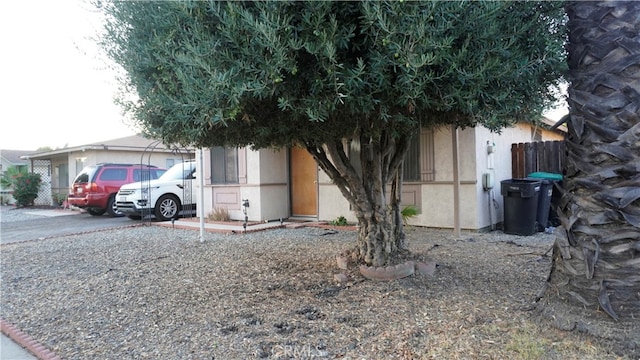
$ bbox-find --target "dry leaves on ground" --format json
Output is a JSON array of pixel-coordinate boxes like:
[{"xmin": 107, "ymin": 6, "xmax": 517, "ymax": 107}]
[{"xmin": 0, "ymin": 225, "xmax": 634, "ymax": 359}]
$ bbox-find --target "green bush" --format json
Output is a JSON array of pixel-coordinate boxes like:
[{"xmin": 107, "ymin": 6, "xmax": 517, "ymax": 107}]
[
  {"xmin": 331, "ymin": 215, "xmax": 348, "ymax": 226},
  {"xmin": 401, "ymin": 205, "xmax": 419, "ymax": 225},
  {"xmin": 12, "ymin": 173, "xmax": 42, "ymax": 207},
  {"xmin": 1, "ymin": 166, "xmax": 27, "ymax": 189}
]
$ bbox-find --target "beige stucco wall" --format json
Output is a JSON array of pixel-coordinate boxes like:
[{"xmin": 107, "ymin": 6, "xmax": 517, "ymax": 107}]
[
  {"xmin": 318, "ymin": 181, "xmax": 353, "ymax": 222},
  {"xmin": 200, "ymin": 149, "xmax": 242, "ymax": 220},
  {"xmin": 243, "ymin": 148, "xmax": 289, "ymax": 222},
  {"xmin": 198, "ymin": 121, "xmax": 565, "ymax": 229},
  {"xmin": 473, "ymin": 125, "xmax": 525, "ymax": 230},
  {"xmin": 318, "ymin": 123, "xmax": 565, "ymax": 230},
  {"xmin": 473, "ymin": 123, "xmax": 565, "ymax": 230},
  {"xmin": 200, "ymin": 148, "xmax": 290, "ymax": 222},
  {"xmin": 408, "ymin": 126, "xmax": 478, "ymax": 229}
]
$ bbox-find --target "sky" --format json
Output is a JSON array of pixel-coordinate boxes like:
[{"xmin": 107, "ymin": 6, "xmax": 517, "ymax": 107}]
[
  {"xmin": 0, "ymin": 0, "xmax": 138, "ymax": 151},
  {"xmin": 0, "ymin": 0, "xmax": 568, "ymax": 152}
]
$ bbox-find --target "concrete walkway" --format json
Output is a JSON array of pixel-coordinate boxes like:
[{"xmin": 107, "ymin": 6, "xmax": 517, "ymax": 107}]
[
  {"xmin": 1, "ymin": 334, "xmax": 37, "ymax": 360},
  {"xmin": 154, "ymin": 217, "xmax": 308, "ymax": 233}
]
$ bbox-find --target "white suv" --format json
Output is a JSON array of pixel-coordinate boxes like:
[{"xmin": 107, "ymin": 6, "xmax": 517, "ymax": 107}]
[{"xmin": 116, "ymin": 161, "xmax": 196, "ymax": 221}]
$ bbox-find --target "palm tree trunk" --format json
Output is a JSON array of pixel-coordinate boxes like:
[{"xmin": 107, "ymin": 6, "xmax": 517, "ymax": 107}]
[{"xmin": 542, "ymin": 1, "xmax": 640, "ymax": 320}]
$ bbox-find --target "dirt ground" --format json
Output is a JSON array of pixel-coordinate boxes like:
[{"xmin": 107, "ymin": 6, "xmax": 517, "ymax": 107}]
[{"xmin": 0, "ymin": 223, "xmax": 637, "ymax": 359}]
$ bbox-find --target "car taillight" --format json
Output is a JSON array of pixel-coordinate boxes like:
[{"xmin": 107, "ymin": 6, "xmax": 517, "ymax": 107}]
[{"xmin": 89, "ymin": 183, "xmax": 98, "ymax": 192}]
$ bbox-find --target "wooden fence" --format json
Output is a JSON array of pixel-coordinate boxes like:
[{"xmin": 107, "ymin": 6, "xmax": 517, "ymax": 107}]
[{"xmin": 511, "ymin": 140, "xmax": 566, "ymax": 178}]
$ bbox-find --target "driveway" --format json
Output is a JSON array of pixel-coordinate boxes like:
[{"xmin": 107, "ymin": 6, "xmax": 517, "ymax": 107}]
[{"xmin": 0, "ymin": 206, "xmax": 136, "ymax": 244}]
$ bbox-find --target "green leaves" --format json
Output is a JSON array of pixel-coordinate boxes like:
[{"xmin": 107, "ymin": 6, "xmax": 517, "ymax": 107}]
[
  {"xmin": 8, "ymin": 171, "xmax": 42, "ymax": 208},
  {"xmin": 98, "ymin": 1, "xmax": 566, "ymax": 148}
]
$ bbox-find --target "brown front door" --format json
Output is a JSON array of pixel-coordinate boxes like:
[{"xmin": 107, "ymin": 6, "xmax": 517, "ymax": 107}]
[{"xmin": 290, "ymin": 147, "xmax": 317, "ymax": 216}]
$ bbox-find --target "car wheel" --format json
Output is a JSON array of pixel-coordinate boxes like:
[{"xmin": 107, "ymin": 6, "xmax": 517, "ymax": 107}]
[
  {"xmin": 154, "ymin": 194, "xmax": 180, "ymax": 221},
  {"xmin": 87, "ymin": 208, "xmax": 106, "ymax": 216},
  {"xmin": 106, "ymin": 195, "xmax": 124, "ymax": 217},
  {"xmin": 127, "ymin": 215, "xmax": 142, "ymax": 220}
]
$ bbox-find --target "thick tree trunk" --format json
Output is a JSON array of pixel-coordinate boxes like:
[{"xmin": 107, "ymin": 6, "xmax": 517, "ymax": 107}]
[
  {"xmin": 542, "ymin": 1, "xmax": 640, "ymax": 320},
  {"xmin": 356, "ymin": 201, "xmax": 396, "ymax": 267},
  {"xmin": 305, "ymin": 126, "xmax": 411, "ymax": 267}
]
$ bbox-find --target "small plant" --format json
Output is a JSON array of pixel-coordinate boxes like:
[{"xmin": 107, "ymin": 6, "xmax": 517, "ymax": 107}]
[
  {"xmin": 11, "ymin": 172, "xmax": 42, "ymax": 207},
  {"xmin": 331, "ymin": 215, "xmax": 348, "ymax": 226},
  {"xmin": 208, "ymin": 207, "xmax": 230, "ymax": 222},
  {"xmin": 401, "ymin": 205, "xmax": 419, "ymax": 225},
  {"xmin": 52, "ymin": 193, "xmax": 68, "ymax": 206},
  {"xmin": 1, "ymin": 165, "xmax": 27, "ymax": 189}
]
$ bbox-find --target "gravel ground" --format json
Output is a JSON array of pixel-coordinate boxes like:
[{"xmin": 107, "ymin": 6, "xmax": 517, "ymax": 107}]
[{"xmin": 0, "ymin": 207, "xmax": 634, "ymax": 359}]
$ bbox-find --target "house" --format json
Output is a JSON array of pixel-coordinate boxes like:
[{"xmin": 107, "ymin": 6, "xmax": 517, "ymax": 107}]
[
  {"xmin": 21, "ymin": 135, "xmax": 194, "ymax": 206},
  {"xmin": 0, "ymin": 149, "xmax": 33, "ymax": 204},
  {"xmin": 196, "ymin": 118, "xmax": 565, "ymax": 231}
]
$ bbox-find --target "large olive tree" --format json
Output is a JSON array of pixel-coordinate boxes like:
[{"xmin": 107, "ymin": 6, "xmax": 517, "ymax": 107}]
[{"xmin": 99, "ymin": 1, "xmax": 566, "ymax": 266}]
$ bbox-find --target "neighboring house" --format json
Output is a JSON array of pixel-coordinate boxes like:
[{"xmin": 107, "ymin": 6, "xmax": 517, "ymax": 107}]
[
  {"xmin": 197, "ymin": 118, "xmax": 565, "ymax": 231},
  {"xmin": 0, "ymin": 149, "xmax": 33, "ymax": 204},
  {"xmin": 21, "ymin": 135, "xmax": 194, "ymax": 206}
]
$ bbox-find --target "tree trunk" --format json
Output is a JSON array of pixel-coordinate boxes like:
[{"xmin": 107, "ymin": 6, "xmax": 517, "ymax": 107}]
[
  {"xmin": 542, "ymin": 1, "xmax": 640, "ymax": 320},
  {"xmin": 305, "ymin": 126, "xmax": 411, "ymax": 267}
]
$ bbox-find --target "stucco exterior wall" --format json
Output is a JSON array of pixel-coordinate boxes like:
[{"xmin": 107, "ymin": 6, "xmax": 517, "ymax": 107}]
[
  {"xmin": 245, "ymin": 148, "xmax": 289, "ymax": 222},
  {"xmin": 317, "ymin": 123, "xmax": 565, "ymax": 230},
  {"xmin": 473, "ymin": 123, "xmax": 566, "ymax": 230},
  {"xmin": 200, "ymin": 148, "xmax": 289, "ymax": 222},
  {"xmin": 409, "ymin": 126, "xmax": 478, "ymax": 229},
  {"xmin": 473, "ymin": 125, "xmax": 526, "ymax": 230},
  {"xmin": 318, "ymin": 181, "xmax": 354, "ymax": 223},
  {"xmin": 200, "ymin": 149, "xmax": 242, "ymax": 220},
  {"xmin": 198, "ymin": 121, "xmax": 564, "ymax": 229}
]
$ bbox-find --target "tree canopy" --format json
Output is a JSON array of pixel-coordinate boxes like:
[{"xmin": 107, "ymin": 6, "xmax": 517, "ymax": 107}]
[
  {"xmin": 99, "ymin": 1, "xmax": 567, "ymax": 266},
  {"xmin": 100, "ymin": 1, "xmax": 566, "ymax": 149}
]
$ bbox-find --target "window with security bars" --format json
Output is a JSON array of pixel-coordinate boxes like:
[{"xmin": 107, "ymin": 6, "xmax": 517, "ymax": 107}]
[
  {"xmin": 403, "ymin": 128, "xmax": 435, "ymax": 182},
  {"xmin": 210, "ymin": 147, "xmax": 239, "ymax": 184},
  {"xmin": 349, "ymin": 128, "xmax": 435, "ymax": 183}
]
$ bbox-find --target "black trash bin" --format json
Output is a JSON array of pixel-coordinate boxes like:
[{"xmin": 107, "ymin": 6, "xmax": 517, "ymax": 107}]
[
  {"xmin": 528, "ymin": 178, "xmax": 553, "ymax": 231},
  {"xmin": 501, "ymin": 179, "xmax": 541, "ymax": 236},
  {"xmin": 527, "ymin": 172, "xmax": 563, "ymax": 228}
]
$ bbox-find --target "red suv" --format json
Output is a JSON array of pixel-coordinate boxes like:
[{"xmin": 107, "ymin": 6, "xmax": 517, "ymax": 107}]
[{"xmin": 68, "ymin": 163, "xmax": 166, "ymax": 217}]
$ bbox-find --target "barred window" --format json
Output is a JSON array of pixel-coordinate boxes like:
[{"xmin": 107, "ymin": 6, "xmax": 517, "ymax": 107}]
[
  {"xmin": 349, "ymin": 128, "xmax": 435, "ymax": 183},
  {"xmin": 403, "ymin": 128, "xmax": 435, "ymax": 182},
  {"xmin": 210, "ymin": 147, "xmax": 238, "ymax": 184}
]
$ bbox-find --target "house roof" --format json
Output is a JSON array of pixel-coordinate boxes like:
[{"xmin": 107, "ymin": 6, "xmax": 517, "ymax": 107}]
[
  {"xmin": 20, "ymin": 134, "xmax": 194, "ymax": 160},
  {"xmin": 0, "ymin": 149, "xmax": 32, "ymax": 165},
  {"xmin": 539, "ymin": 115, "xmax": 568, "ymax": 133}
]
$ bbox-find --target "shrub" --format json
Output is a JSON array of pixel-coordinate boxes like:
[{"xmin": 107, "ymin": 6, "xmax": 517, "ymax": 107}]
[
  {"xmin": 12, "ymin": 172, "xmax": 42, "ymax": 207},
  {"xmin": 1, "ymin": 165, "xmax": 27, "ymax": 190},
  {"xmin": 331, "ymin": 215, "xmax": 348, "ymax": 226},
  {"xmin": 401, "ymin": 205, "xmax": 419, "ymax": 225},
  {"xmin": 208, "ymin": 207, "xmax": 230, "ymax": 222}
]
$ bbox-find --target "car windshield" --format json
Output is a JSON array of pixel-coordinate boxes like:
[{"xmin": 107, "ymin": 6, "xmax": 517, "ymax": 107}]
[
  {"xmin": 159, "ymin": 162, "xmax": 194, "ymax": 181},
  {"xmin": 73, "ymin": 166, "xmax": 97, "ymax": 184}
]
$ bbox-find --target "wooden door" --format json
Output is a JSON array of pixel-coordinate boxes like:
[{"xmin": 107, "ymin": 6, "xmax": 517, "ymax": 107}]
[{"xmin": 290, "ymin": 147, "xmax": 317, "ymax": 216}]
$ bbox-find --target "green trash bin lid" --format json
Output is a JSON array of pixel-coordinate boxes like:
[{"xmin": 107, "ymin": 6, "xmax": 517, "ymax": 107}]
[{"xmin": 528, "ymin": 172, "xmax": 563, "ymax": 181}]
